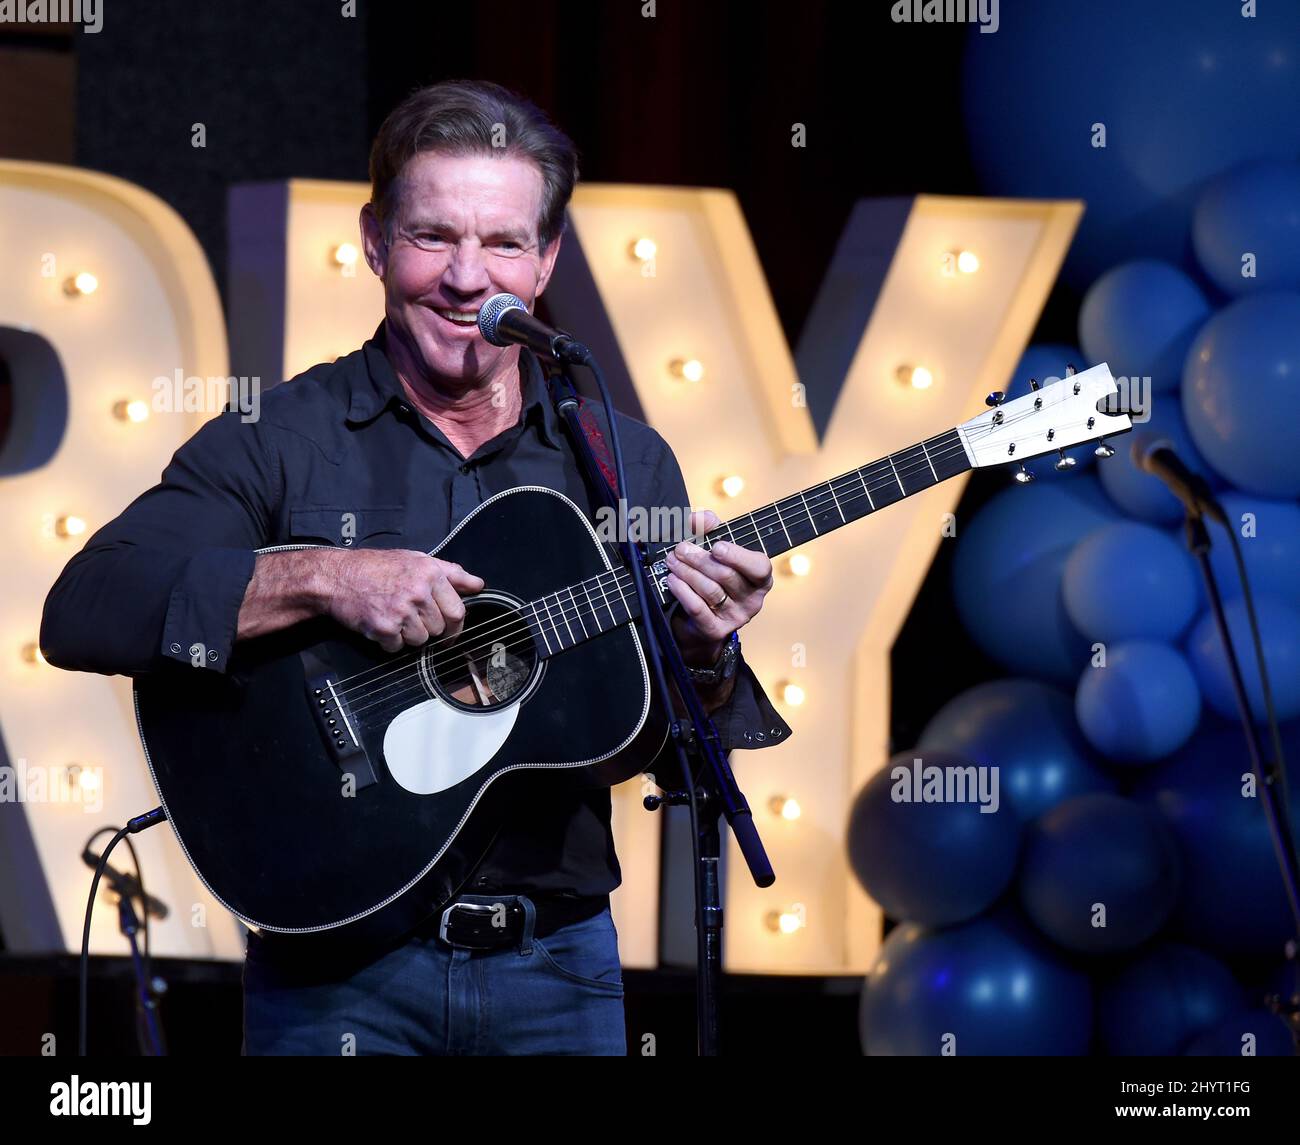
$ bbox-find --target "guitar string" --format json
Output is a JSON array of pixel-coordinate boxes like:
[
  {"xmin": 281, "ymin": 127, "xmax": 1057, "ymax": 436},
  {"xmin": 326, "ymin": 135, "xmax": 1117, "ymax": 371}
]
[
  {"xmin": 334, "ymin": 414, "xmax": 1085, "ymax": 714},
  {"xmin": 332, "ymin": 397, "xmax": 1097, "ymax": 707},
  {"xmin": 333, "ymin": 431, "xmax": 1000, "ymax": 716},
  {"xmin": 333, "ymin": 431, "xmax": 971, "ymax": 700}
]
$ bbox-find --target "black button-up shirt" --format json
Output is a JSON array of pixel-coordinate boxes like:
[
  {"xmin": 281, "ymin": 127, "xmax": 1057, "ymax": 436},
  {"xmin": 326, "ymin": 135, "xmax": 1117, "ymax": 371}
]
[{"xmin": 41, "ymin": 322, "xmax": 791, "ymax": 897}]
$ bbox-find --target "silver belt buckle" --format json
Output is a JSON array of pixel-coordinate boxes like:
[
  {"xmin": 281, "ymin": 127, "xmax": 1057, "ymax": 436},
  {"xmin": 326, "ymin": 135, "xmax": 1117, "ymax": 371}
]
[{"xmin": 438, "ymin": 900, "xmax": 502, "ymax": 947}]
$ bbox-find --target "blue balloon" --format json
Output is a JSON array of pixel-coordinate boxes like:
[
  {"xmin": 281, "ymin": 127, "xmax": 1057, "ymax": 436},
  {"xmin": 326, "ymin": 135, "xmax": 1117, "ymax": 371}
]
[
  {"xmin": 962, "ymin": 1, "xmax": 1300, "ymax": 286},
  {"xmin": 1186, "ymin": 595, "xmax": 1300, "ymax": 723},
  {"xmin": 953, "ymin": 476, "xmax": 1116, "ymax": 683},
  {"xmin": 1079, "ymin": 260, "xmax": 1211, "ymax": 393},
  {"xmin": 1064, "ymin": 521, "xmax": 1200, "ymax": 642},
  {"xmin": 1097, "ymin": 943, "xmax": 1245, "ymax": 1055},
  {"xmin": 1006, "ymin": 344, "xmax": 1098, "ymax": 475},
  {"xmin": 847, "ymin": 750, "xmax": 1021, "ymax": 927},
  {"xmin": 1193, "ymin": 160, "xmax": 1300, "ymax": 297},
  {"xmin": 1018, "ymin": 793, "xmax": 1181, "ymax": 953},
  {"xmin": 1206, "ymin": 493, "xmax": 1300, "ymax": 610},
  {"xmin": 1184, "ymin": 1009, "xmax": 1297, "ymax": 1056},
  {"xmin": 918, "ymin": 679, "xmax": 1116, "ymax": 822},
  {"xmin": 861, "ymin": 911, "xmax": 1092, "ymax": 1056},
  {"xmin": 1182, "ymin": 293, "xmax": 1300, "ymax": 496},
  {"xmin": 1075, "ymin": 640, "xmax": 1202, "ymax": 762},
  {"xmin": 1134, "ymin": 721, "xmax": 1300, "ymax": 958},
  {"xmin": 1099, "ymin": 393, "xmax": 1221, "ymax": 525}
]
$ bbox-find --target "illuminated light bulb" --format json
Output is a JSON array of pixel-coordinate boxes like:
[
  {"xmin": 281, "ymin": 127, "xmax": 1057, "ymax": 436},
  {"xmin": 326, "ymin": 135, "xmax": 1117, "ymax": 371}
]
[
  {"xmin": 21, "ymin": 643, "xmax": 47, "ymax": 666},
  {"xmin": 780, "ymin": 680, "xmax": 805, "ymax": 707},
  {"xmin": 628, "ymin": 237, "xmax": 657, "ymax": 262},
  {"xmin": 63, "ymin": 271, "xmax": 99, "ymax": 296},
  {"xmin": 716, "ymin": 474, "xmax": 745, "ymax": 499},
  {"xmin": 784, "ymin": 552, "xmax": 812, "ymax": 577},
  {"xmin": 895, "ymin": 364, "xmax": 933, "ymax": 390},
  {"xmin": 765, "ymin": 907, "xmax": 806, "ymax": 934},
  {"xmin": 956, "ymin": 250, "xmax": 980, "ymax": 274},
  {"xmin": 78, "ymin": 769, "xmax": 100, "ymax": 793},
  {"xmin": 112, "ymin": 399, "xmax": 150, "ymax": 423},
  {"xmin": 332, "ymin": 242, "xmax": 359, "ymax": 270},
  {"xmin": 668, "ymin": 358, "xmax": 705, "ymax": 383},
  {"xmin": 55, "ymin": 514, "xmax": 87, "ymax": 538},
  {"xmin": 769, "ymin": 795, "xmax": 802, "ymax": 821}
]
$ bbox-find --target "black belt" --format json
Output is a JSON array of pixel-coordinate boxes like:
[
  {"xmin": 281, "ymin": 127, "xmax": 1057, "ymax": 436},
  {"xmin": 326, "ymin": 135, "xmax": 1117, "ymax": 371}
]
[{"xmin": 419, "ymin": 892, "xmax": 609, "ymax": 950}]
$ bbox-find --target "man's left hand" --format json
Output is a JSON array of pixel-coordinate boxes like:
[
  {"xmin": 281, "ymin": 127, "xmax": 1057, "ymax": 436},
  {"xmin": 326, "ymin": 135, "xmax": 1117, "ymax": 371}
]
[{"xmin": 665, "ymin": 509, "xmax": 774, "ymax": 668}]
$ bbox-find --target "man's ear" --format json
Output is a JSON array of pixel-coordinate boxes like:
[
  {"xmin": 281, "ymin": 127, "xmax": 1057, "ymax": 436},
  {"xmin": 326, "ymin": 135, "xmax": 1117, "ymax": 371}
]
[
  {"xmin": 534, "ymin": 230, "xmax": 563, "ymax": 299},
  {"xmin": 359, "ymin": 203, "xmax": 388, "ymax": 279}
]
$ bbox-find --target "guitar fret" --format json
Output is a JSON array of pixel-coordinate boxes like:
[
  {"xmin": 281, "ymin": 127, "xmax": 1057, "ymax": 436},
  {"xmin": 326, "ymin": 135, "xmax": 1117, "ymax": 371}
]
[
  {"xmin": 858, "ymin": 467, "xmax": 876, "ymax": 511},
  {"xmin": 825, "ymin": 480, "xmax": 846, "ymax": 524},
  {"xmin": 528, "ymin": 601, "xmax": 553, "ymax": 656},
  {"xmin": 567, "ymin": 586, "xmax": 588, "ymax": 639},
  {"xmin": 772, "ymin": 501, "xmax": 793, "ymax": 548},
  {"xmin": 798, "ymin": 491, "xmax": 819, "ymax": 535},
  {"xmin": 887, "ymin": 453, "xmax": 905, "ymax": 495},
  {"xmin": 920, "ymin": 439, "xmax": 939, "ymax": 482},
  {"xmin": 593, "ymin": 573, "xmax": 618, "ymax": 627},
  {"xmin": 544, "ymin": 593, "xmax": 571, "ymax": 648}
]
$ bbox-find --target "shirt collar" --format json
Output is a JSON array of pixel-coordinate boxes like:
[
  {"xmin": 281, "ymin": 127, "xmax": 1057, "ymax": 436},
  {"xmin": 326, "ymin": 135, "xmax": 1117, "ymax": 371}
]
[{"xmin": 349, "ymin": 320, "xmax": 564, "ymax": 450}]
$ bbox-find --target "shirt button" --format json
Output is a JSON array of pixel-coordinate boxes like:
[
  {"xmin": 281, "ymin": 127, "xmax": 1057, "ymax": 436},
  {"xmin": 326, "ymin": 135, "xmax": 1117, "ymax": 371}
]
[{"xmin": 459, "ymin": 464, "xmax": 471, "ymax": 475}]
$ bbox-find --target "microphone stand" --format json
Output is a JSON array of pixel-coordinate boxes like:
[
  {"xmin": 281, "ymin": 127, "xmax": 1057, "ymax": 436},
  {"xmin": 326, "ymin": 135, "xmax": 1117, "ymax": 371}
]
[
  {"xmin": 1178, "ymin": 500, "xmax": 1300, "ymax": 1051},
  {"xmin": 541, "ymin": 352, "xmax": 774, "ymax": 1056}
]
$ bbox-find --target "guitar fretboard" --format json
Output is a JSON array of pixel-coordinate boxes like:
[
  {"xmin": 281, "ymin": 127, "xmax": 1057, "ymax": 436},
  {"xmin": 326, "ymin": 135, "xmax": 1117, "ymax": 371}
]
[{"xmin": 522, "ymin": 427, "xmax": 971, "ymax": 658}]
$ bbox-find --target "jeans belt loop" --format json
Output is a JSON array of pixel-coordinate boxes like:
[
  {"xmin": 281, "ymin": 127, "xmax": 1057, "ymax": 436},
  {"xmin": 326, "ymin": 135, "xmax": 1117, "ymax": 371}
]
[{"xmin": 517, "ymin": 894, "xmax": 537, "ymax": 956}]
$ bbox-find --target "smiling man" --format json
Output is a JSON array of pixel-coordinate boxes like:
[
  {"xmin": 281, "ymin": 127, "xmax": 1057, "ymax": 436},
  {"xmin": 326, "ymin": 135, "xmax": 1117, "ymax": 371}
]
[{"xmin": 41, "ymin": 79, "xmax": 792, "ymax": 1056}]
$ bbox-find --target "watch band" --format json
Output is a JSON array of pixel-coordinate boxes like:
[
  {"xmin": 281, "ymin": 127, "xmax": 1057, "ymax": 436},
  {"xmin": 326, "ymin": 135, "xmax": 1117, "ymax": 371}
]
[{"xmin": 685, "ymin": 630, "xmax": 740, "ymax": 685}]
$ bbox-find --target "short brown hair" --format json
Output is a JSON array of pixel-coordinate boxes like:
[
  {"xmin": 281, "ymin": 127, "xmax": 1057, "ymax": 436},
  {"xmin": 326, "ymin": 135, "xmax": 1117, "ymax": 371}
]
[{"xmin": 368, "ymin": 79, "xmax": 579, "ymax": 250}]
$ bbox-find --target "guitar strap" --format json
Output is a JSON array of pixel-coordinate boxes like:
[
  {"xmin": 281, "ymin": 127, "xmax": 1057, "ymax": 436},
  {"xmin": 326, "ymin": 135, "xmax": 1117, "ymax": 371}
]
[{"xmin": 573, "ymin": 396, "xmax": 620, "ymax": 501}]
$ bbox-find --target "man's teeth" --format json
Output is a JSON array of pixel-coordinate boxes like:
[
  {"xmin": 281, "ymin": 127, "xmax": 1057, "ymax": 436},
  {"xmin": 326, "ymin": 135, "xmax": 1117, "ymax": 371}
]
[{"xmin": 435, "ymin": 308, "xmax": 479, "ymax": 326}]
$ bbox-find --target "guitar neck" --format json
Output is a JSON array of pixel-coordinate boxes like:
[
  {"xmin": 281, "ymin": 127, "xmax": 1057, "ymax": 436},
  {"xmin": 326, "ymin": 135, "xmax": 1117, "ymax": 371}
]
[
  {"xmin": 522, "ymin": 426, "xmax": 971, "ymax": 658},
  {"xmin": 654, "ymin": 426, "xmax": 970, "ymax": 565}
]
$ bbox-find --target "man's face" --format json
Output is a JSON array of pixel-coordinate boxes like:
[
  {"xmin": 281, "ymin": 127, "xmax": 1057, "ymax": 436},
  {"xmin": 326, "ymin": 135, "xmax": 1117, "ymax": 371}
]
[{"xmin": 360, "ymin": 151, "xmax": 561, "ymax": 390}]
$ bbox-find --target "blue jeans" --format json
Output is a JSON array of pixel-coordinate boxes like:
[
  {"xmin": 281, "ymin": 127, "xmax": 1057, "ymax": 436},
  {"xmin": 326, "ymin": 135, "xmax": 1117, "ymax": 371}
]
[{"xmin": 241, "ymin": 896, "xmax": 627, "ymax": 1056}]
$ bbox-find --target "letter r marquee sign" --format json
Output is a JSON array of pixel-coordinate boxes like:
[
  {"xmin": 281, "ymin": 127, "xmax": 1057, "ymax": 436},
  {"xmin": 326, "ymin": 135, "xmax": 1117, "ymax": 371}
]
[{"xmin": 0, "ymin": 162, "xmax": 1079, "ymax": 973}]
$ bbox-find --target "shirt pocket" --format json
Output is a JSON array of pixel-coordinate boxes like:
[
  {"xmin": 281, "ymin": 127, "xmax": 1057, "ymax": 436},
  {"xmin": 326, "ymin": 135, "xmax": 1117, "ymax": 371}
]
[{"xmin": 286, "ymin": 505, "xmax": 406, "ymax": 548}]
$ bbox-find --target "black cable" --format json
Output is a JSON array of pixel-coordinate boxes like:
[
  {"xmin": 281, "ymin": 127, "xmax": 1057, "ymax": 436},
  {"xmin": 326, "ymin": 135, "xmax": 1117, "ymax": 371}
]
[
  {"xmin": 1220, "ymin": 522, "xmax": 1300, "ymax": 1014},
  {"xmin": 79, "ymin": 824, "xmax": 132, "ymax": 1056}
]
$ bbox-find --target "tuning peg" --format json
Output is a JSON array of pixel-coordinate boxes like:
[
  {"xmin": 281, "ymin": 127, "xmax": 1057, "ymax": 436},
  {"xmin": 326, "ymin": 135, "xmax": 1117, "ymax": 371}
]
[
  {"xmin": 1094, "ymin": 438, "xmax": 1116, "ymax": 458},
  {"xmin": 1054, "ymin": 448, "xmax": 1077, "ymax": 471},
  {"xmin": 1028, "ymin": 377, "xmax": 1041, "ymax": 392},
  {"xmin": 985, "ymin": 391, "xmax": 1006, "ymax": 407},
  {"xmin": 1013, "ymin": 464, "xmax": 1036, "ymax": 484},
  {"xmin": 1065, "ymin": 363, "xmax": 1077, "ymax": 376}
]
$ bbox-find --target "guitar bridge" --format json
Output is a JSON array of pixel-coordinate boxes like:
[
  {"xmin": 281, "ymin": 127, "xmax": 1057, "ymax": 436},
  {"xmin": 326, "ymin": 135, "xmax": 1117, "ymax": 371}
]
[{"xmin": 302, "ymin": 652, "xmax": 378, "ymax": 791}]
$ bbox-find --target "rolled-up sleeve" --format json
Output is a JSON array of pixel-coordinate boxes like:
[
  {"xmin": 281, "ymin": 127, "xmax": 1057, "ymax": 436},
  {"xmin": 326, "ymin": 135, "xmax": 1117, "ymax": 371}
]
[
  {"xmin": 40, "ymin": 411, "xmax": 278, "ymax": 677},
  {"xmin": 639, "ymin": 428, "xmax": 793, "ymax": 753}
]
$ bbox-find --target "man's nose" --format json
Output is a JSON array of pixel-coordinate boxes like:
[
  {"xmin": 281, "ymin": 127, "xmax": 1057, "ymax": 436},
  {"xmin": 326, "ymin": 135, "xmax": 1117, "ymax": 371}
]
[{"xmin": 441, "ymin": 241, "xmax": 492, "ymax": 297}]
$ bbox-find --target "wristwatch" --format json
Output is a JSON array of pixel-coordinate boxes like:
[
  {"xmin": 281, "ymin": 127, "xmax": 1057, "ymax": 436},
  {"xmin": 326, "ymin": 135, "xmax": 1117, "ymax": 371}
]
[{"xmin": 684, "ymin": 630, "xmax": 740, "ymax": 686}]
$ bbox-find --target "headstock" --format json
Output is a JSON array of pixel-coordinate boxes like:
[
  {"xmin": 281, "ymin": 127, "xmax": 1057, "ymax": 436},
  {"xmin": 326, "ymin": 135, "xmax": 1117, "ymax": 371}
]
[{"xmin": 958, "ymin": 363, "xmax": 1131, "ymax": 482}]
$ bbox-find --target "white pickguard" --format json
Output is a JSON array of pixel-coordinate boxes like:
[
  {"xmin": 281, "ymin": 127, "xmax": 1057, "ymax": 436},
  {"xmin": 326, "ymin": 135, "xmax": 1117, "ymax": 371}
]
[{"xmin": 383, "ymin": 696, "xmax": 519, "ymax": 796}]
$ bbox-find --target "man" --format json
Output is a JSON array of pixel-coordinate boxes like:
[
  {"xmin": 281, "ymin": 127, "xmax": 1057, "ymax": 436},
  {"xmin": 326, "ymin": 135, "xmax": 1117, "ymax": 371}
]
[{"xmin": 41, "ymin": 79, "xmax": 792, "ymax": 1055}]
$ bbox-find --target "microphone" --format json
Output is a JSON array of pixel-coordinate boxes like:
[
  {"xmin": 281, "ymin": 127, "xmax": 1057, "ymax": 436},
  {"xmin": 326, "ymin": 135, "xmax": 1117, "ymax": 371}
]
[
  {"xmin": 1131, "ymin": 433, "xmax": 1227, "ymax": 525},
  {"xmin": 476, "ymin": 293, "xmax": 591, "ymax": 364},
  {"xmin": 81, "ymin": 848, "xmax": 170, "ymax": 920}
]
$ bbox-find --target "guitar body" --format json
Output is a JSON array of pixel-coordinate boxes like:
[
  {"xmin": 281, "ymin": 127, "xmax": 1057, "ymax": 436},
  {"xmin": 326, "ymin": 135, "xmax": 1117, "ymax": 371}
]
[{"xmin": 134, "ymin": 487, "xmax": 670, "ymax": 949}]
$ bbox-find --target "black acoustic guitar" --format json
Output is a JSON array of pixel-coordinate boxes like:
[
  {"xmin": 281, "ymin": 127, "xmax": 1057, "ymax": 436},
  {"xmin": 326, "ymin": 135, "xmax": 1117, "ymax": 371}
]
[{"xmin": 133, "ymin": 365, "xmax": 1129, "ymax": 947}]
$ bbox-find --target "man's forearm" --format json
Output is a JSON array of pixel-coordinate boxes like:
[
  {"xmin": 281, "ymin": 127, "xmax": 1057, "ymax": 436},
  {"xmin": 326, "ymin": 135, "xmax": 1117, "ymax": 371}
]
[{"xmin": 235, "ymin": 549, "xmax": 341, "ymax": 641}]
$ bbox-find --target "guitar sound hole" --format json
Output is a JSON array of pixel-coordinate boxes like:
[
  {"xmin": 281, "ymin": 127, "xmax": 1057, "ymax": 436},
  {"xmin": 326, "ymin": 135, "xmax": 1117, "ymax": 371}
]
[{"xmin": 423, "ymin": 594, "xmax": 540, "ymax": 711}]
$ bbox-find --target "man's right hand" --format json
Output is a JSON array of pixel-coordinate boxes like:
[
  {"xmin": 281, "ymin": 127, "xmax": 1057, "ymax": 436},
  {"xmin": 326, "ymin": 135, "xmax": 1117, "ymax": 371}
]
[{"xmin": 321, "ymin": 549, "xmax": 485, "ymax": 653}]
